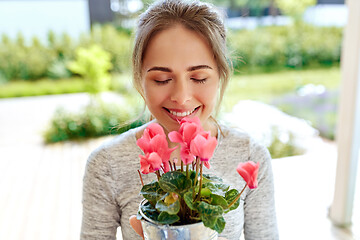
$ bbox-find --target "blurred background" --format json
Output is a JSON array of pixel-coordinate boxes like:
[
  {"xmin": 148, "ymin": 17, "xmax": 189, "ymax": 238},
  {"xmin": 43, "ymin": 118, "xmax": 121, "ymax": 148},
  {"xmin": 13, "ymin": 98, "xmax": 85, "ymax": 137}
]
[{"xmin": 0, "ymin": 0, "xmax": 358, "ymax": 239}]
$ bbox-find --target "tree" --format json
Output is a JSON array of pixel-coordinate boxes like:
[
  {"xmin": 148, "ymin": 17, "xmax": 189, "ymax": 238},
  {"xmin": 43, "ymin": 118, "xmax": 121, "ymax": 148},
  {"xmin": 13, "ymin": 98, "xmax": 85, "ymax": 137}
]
[
  {"xmin": 275, "ymin": 0, "xmax": 316, "ymax": 19},
  {"xmin": 67, "ymin": 44, "xmax": 113, "ymax": 96}
]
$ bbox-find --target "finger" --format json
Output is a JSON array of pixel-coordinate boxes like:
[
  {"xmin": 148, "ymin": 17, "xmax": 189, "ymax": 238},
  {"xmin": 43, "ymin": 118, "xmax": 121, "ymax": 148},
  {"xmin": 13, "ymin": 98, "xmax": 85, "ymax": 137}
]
[{"xmin": 129, "ymin": 215, "xmax": 144, "ymax": 238}]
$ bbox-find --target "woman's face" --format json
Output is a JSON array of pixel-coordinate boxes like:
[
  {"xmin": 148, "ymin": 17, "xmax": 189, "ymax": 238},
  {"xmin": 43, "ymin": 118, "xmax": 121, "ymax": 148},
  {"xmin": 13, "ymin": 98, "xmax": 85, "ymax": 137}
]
[{"xmin": 141, "ymin": 24, "xmax": 220, "ymax": 133}]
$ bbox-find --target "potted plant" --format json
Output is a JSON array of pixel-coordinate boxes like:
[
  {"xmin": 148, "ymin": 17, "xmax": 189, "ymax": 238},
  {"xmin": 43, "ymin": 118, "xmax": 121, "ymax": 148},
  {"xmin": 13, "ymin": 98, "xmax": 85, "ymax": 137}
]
[{"xmin": 136, "ymin": 117, "xmax": 259, "ymax": 240}]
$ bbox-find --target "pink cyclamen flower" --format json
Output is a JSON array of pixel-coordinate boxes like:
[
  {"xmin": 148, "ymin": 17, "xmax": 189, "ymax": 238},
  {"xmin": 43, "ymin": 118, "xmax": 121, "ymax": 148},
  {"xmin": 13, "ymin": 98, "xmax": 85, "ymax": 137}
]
[
  {"xmin": 137, "ymin": 123, "xmax": 176, "ymax": 173},
  {"xmin": 168, "ymin": 117, "xmax": 203, "ymax": 165},
  {"xmin": 190, "ymin": 131, "xmax": 217, "ymax": 169},
  {"xmin": 236, "ymin": 161, "xmax": 260, "ymax": 189},
  {"xmin": 137, "ymin": 122, "xmax": 166, "ymax": 153},
  {"xmin": 140, "ymin": 152, "xmax": 162, "ymax": 174}
]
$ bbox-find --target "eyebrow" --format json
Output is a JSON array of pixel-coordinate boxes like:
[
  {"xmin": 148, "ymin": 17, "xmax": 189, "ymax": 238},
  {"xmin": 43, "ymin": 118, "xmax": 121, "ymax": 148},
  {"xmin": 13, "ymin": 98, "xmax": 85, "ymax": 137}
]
[
  {"xmin": 187, "ymin": 65, "xmax": 213, "ymax": 71},
  {"xmin": 147, "ymin": 66, "xmax": 171, "ymax": 72},
  {"xmin": 147, "ymin": 65, "xmax": 213, "ymax": 73}
]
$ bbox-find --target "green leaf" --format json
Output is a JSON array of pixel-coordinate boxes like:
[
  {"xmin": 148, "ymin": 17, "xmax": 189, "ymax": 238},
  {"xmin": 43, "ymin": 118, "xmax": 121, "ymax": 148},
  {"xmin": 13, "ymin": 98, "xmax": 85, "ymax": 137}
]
[
  {"xmin": 202, "ymin": 182, "xmax": 230, "ymax": 196},
  {"xmin": 189, "ymin": 170, "xmax": 197, "ymax": 184},
  {"xmin": 213, "ymin": 216, "xmax": 226, "ymax": 233},
  {"xmin": 141, "ymin": 181, "xmax": 166, "ymax": 205},
  {"xmin": 159, "ymin": 171, "xmax": 191, "ymax": 196},
  {"xmin": 140, "ymin": 201, "xmax": 159, "ymax": 221},
  {"xmin": 210, "ymin": 194, "xmax": 228, "ymax": 210},
  {"xmin": 225, "ymin": 189, "xmax": 240, "ymax": 213},
  {"xmin": 155, "ymin": 198, "xmax": 180, "ymax": 215},
  {"xmin": 201, "ymin": 188, "xmax": 212, "ymax": 197},
  {"xmin": 157, "ymin": 211, "xmax": 180, "ymax": 225},
  {"xmin": 203, "ymin": 173, "xmax": 224, "ymax": 183},
  {"xmin": 197, "ymin": 201, "xmax": 223, "ymax": 217},
  {"xmin": 184, "ymin": 191, "xmax": 198, "ymax": 211},
  {"xmin": 201, "ymin": 215, "xmax": 218, "ymax": 230},
  {"xmin": 197, "ymin": 201, "xmax": 223, "ymax": 229}
]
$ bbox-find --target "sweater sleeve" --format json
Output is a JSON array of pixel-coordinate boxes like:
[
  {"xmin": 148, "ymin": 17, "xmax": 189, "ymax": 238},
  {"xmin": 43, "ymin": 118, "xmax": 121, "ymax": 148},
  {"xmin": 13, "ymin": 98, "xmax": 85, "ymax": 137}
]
[
  {"xmin": 81, "ymin": 148, "xmax": 121, "ymax": 240},
  {"xmin": 243, "ymin": 140, "xmax": 279, "ymax": 240}
]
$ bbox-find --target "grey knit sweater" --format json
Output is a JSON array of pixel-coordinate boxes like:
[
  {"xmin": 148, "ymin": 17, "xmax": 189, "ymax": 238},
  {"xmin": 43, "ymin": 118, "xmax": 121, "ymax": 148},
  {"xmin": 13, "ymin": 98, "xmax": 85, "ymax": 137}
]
[{"xmin": 81, "ymin": 123, "xmax": 279, "ymax": 240}]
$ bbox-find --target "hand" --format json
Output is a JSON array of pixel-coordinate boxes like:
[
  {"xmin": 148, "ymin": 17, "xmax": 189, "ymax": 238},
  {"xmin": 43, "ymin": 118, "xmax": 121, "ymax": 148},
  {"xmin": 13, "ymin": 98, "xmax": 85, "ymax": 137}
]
[
  {"xmin": 130, "ymin": 215, "xmax": 227, "ymax": 240},
  {"xmin": 129, "ymin": 215, "xmax": 144, "ymax": 239}
]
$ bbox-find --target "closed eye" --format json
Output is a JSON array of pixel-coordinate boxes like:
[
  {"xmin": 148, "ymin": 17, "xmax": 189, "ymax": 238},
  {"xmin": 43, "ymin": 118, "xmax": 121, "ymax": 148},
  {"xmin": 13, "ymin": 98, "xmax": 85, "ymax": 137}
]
[
  {"xmin": 191, "ymin": 78, "xmax": 207, "ymax": 84},
  {"xmin": 154, "ymin": 79, "xmax": 171, "ymax": 85}
]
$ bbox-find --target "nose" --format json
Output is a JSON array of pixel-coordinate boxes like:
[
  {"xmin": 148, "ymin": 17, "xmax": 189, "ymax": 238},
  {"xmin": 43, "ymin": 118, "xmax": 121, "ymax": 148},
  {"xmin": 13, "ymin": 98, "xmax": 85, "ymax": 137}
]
[{"xmin": 170, "ymin": 78, "xmax": 192, "ymax": 105}]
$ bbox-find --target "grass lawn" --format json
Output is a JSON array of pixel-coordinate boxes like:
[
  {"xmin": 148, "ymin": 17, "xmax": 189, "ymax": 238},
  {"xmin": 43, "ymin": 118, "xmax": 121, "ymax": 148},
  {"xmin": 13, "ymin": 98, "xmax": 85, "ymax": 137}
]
[
  {"xmin": 0, "ymin": 77, "xmax": 86, "ymax": 98},
  {"xmin": 222, "ymin": 67, "xmax": 341, "ymax": 112}
]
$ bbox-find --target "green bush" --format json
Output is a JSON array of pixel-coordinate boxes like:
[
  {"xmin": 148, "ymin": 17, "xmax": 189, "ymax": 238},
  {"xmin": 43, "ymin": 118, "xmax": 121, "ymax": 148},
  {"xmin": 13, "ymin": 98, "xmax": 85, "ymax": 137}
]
[
  {"xmin": 67, "ymin": 44, "xmax": 113, "ymax": 94},
  {"xmin": 267, "ymin": 127, "xmax": 305, "ymax": 159},
  {"xmin": 44, "ymin": 101, "xmax": 145, "ymax": 143},
  {"xmin": 0, "ymin": 34, "xmax": 57, "ymax": 80},
  {"xmin": 89, "ymin": 24, "xmax": 132, "ymax": 74},
  {"xmin": 46, "ymin": 32, "xmax": 75, "ymax": 79},
  {"xmin": 0, "ymin": 25, "xmax": 132, "ymax": 82},
  {"xmin": 229, "ymin": 24, "xmax": 342, "ymax": 73}
]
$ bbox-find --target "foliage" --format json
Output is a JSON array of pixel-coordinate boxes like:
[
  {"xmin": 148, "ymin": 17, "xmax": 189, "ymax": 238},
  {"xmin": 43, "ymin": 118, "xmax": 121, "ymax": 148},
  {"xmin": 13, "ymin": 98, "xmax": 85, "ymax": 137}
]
[
  {"xmin": 139, "ymin": 172, "xmax": 237, "ymax": 233},
  {"xmin": 79, "ymin": 24, "xmax": 132, "ymax": 73},
  {"xmin": 47, "ymin": 31, "xmax": 75, "ymax": 79},
  {"xmin": 67, "ymin": 44, "xmax": 113, "ymax": 95},
  {"xmin": 272, "ymin": 86, "xmax": 338, "ymax": 140},
  {"xmin": 0, "ymin": 34, "xmax": 57, "ymax": 81},
  {"xmin": 275, "ymin": 0, "xmax": 316, "ymax": 18},
  {"xmin": 137, "ymin": 119, "xmax": 256, "ymax": 233},
  {"xmin": 228, "ymin": 24, "xmax": 342, "ymax": 73},
  {"xmin": 0, "ymin": 25, "xmax": 131, "ymax": 82},
  {"xmin": 267, "ymin": 126, "xmax": 305, "ymax": 158},
  {"xmin": 43, "ymin": 100, "xmax": 145, "ymax": 143}
]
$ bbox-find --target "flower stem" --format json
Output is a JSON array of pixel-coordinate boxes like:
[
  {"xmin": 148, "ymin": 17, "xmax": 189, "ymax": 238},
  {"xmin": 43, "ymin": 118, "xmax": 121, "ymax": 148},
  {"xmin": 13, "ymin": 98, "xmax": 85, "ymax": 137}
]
[
  {"xmin": 170, "ymin": 162, "xmax": 173, "ymax": 172},
  {"xmin": 186, "ymin": 164, "xmax": 189, "ymax": 179},
  {"xmin": 195, "ymin": 162, "xmax": 203, "ymax": 202},
  {"xmin": 137, "ymin": 170, "xmax": 144, "ymax": 186},
  {"xmin": 181, "ymin": 161, "xmax": 184, "ymax": 172},
  {"xmin": 194, "ymin": 158, "xmax": 200, "ymax": 187},
  {"xmin": 155, "ymin": 170, "xmax": 161, "ymax": 181},
  {"xmin": 193, "ymin": 158, "xmax": 200, "ymax": 200},
  {"xmin": 227, "ymin": 183, "xmax": 247, "ymax": 209}
]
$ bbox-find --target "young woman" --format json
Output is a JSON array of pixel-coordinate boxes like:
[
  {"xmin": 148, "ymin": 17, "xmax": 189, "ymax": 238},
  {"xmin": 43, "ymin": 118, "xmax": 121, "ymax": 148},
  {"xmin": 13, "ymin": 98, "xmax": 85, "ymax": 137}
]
[{"xmin": 81, "ymin": 1, "xmax": 279, "ymax": 239}]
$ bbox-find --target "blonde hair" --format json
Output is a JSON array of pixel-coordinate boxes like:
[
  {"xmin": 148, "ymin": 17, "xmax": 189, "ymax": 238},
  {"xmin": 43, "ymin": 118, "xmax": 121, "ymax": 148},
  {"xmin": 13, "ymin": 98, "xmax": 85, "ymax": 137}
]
[{"xmin": 132, "ymin": 0, "xmax": 232, "ymax": 116}]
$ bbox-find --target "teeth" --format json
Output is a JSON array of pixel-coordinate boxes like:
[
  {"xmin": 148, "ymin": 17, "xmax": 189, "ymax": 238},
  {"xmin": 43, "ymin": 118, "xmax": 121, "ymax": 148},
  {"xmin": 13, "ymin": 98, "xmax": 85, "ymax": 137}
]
[{"xmin": 169, "ymin": 109, "xmax": 195, "ymax": 117}]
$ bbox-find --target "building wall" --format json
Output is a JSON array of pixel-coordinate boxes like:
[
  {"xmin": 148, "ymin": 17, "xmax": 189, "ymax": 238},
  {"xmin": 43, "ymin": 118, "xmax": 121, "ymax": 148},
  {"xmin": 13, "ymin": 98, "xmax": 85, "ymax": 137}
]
[
  {"xmin": 0, "ymin": 0, "xmax": 90, "ymax": 43},
  {"xmin": 317, "ymin": 0, "xmax": 345, "ymax": 4},
  {"xmin": 88, "ymin": 0, "xmax": 113, "ymax": 25}
]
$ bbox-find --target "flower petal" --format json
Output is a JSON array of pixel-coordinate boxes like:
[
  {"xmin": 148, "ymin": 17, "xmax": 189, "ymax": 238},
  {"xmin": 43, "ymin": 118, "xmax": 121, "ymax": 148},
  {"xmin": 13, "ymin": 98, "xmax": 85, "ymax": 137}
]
[{"xmin": 236, "ymin": 161, "xmax": 260, "ymax": 189}]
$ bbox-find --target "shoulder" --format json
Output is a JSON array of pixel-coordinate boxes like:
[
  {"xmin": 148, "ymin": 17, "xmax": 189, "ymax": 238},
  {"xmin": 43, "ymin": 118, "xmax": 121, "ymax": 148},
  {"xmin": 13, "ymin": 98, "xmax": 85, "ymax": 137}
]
[
  {"xmin": 85, "ymin": 124, "xmax": 147, "ymax": 170},
  {"xmin": 219, "ymin": 123, "xmax": 250, "ymax": 146},
  {"xmin": 219, "ymin": 123, "xmax": 262, "ymax": 153},
  {"xmin": 218, "ymin": 123, "xmax": 271, "ymax": 163}
]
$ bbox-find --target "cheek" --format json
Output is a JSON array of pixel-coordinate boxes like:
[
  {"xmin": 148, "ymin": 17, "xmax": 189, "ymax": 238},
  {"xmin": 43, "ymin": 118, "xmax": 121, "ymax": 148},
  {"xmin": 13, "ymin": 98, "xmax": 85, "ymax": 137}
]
[
  {"xmin": 200, "ymin": 83, "xmax": 219, "ymax": 106},
  {"xmin": 144, "ymin": 83, "xmax": 166, "ymax": 106}
]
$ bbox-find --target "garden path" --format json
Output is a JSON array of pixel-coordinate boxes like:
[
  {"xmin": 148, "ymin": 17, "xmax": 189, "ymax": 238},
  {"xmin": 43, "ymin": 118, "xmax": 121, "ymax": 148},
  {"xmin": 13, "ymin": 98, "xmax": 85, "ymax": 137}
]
[{"xmin": 0, "ymin": 93, "xmax": 358, "ymax": 240}]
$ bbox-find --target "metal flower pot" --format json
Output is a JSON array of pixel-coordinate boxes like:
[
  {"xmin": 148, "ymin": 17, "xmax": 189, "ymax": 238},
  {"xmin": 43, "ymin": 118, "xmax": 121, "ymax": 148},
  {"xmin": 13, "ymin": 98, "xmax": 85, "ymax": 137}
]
[{"xmin": 139, "ymin": 199, "xmax": 218, "ymax": 240}]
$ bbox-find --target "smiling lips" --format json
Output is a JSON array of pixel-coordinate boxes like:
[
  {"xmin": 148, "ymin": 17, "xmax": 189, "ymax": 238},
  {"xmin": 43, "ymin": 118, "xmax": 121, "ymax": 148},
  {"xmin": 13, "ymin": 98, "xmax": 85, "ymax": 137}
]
[{"xmin": 165, "ymin": 107, "xmax": 199, "ymax": 119}]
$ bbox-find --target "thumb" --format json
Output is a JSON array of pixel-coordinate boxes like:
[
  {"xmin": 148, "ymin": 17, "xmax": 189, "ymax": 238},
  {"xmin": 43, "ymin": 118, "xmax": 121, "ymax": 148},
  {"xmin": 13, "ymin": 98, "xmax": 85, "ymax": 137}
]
[{"xmin": 129, "ymin": 215, "xmax": 144, "ymax": 239}]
